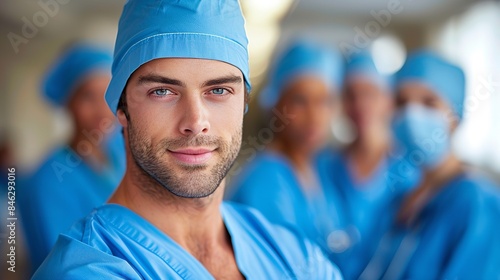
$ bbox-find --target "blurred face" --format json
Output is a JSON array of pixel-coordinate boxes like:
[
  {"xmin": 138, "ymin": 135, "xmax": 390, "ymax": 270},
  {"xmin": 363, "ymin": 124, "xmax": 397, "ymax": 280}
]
[
  {"xmin": 119, "ymin": 58, "xmax": 245, "ymax": 198},
  {"xmin": 276, "ymin": 75, "xmax": 334, "ymax": 152},
  {"xmin": 68, "ymin": 74, "xmax": 114, "ymax": 131},
  {"xmin": 343, "ymin": 77, "xmax": 393, "ymax": 135},
  {"xmin": 396, "ymin": 82, "xmax": 457, "ymax": 130}
]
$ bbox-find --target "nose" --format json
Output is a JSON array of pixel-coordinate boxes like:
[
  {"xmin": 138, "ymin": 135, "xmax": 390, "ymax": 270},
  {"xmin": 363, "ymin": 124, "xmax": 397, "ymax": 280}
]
[{"xmin": 178, "ymin": 96, "xmax": 210, "ymax": 136}]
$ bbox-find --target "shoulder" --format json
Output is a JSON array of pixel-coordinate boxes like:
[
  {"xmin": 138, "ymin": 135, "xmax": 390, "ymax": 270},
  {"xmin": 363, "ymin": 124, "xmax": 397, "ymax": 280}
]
[
  {"xmin": 222, "ymin": 202, "xmax": 342, "ymax": 279},
  {"xmin": 19, "ymin": 148, "xmax": 74, "ymax": 203},
  {"xmin": 27, "ymin": 147, "xmax": 68, "ymax": 179},
  {"xmin": 443, "ymin": 172, "xmax": 497, "ymax": 205},
  {"xmin": 240, "ymin": 151, "xmax": 294, "ymax": 176},
  {"xmin": 24, "ymin": 147, "xmax": 82, "ymax": 188},
  {"xmin": 427, "ymin": 172, "xmax": 500, "ymax": 225},
  {"xmin": 228, "ymin": 152, "xmax": 297, "ymax": 200},
  {"xmin": 32, "ymin": 206, "xmax": 139, "ymax": 279},
  {"xmin": 225, "ymin": 202, "xmax": 308, "ymax": 252},
  {"xmin": 33, "ymin": 234, "xmax": 139, "ymax": 279}
]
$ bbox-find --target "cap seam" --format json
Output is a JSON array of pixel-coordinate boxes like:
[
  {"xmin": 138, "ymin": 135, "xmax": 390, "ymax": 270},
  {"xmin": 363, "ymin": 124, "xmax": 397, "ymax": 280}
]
[{"xmin": 115, "ymin": 32, "xmax": 247, "ymax": 69}]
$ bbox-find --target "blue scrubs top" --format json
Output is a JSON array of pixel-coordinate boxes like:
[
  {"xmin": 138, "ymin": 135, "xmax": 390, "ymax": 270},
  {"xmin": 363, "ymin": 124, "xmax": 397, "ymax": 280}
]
[
  {"xmin": 228, "ymin": 151, "xmax": 341, "ymax": 258},
  {"xmin": 20, "ymin": 131, "xmax": 125, "ymax": 272},
  {"xmin": 315, "ymin": 148, "xmax": 420, "ymax": 279},
  {"xmin": 33, "ymin": 202, "xmax": 342, "ymax": 279},
  {"xmin": 360, "ymin": 172, "xmax": 500, "ymax": 280}
]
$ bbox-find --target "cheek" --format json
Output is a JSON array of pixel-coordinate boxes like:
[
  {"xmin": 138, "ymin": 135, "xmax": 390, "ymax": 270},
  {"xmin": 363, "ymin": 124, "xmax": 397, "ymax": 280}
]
[
  {"xmin": 72, "ymin": 102, "xmax": 98, "ymax": 124},
  {"xmin": 371, "ymin": 98, "xmax": 392, "ymax": 117},
  {"xmin": 210, "ymin": 102, "xmax": 243, "ymax": 136},
  {"xmin": 131, "ymin": 104, "xmax": 175, "ymax": 141},
  {"xmin": 126, "ymin": 91, "xmax": 150, "ymax": 115},
  {"xmin": 286, "ymin": 114, "xmax": 309, "ymax": 136}
]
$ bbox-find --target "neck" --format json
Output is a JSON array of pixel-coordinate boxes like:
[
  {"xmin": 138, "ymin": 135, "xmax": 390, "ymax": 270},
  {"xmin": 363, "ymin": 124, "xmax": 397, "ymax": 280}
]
[
  {"xmin": 108, "ymin": 161, "xmax": 227, "ymax": 257},
  {"xmin": 270, "ymin": 137, "xmax": 322, "ymax": 193},
  {"xmin": 346, "ymin": 129, "xmax": 390, "ymax": 180},
  {"xmin": 270, "ymin": 137, "xmax": 312, "ymax": 172},
  {"xmin": 349, "ymin": 126, "xmax": 390, "ymax": 156}
]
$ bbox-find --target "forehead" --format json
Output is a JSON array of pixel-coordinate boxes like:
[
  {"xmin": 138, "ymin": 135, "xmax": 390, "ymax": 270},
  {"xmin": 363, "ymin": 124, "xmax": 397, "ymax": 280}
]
[
  {"xmin": 129, "ymin": 58, "xmax": 243, "ymax": 82},
  {"xmin": 283, "ymin": 74, "xmax": 331, "ymax": 93},
  {"xmin": 75, "ymin": 73, "xmax": 111, "ymax": 93},
  {"xmin": 397, "ymin": 81, "xmax": 439, "ymax": 99},
  {"xmin": 281, "ymin": 77, "xmax": 331, "ymax": 104},
  {"xmin": 343, "ymin": 76, "xmax": 389, "ymax": 98}
]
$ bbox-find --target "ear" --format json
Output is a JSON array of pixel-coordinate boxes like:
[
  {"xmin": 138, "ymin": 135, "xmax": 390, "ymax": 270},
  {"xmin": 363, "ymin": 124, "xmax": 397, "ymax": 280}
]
[{"xmin": 117, "ymin": 109, "xmax": 128, "ymax": 128}]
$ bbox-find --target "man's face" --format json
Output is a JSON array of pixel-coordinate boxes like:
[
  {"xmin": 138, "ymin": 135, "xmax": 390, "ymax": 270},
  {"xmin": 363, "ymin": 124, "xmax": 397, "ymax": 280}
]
[
  {"xmin": 343, "ymin": 77, "xmax": 393, "ymax": 135},
  {"xmin": 396, "ymin": 82, "xmax": 456, "ymax": 130},
  {"xmin": 119, "ymin": 58, "xmax": 245, "ymax": 198}
]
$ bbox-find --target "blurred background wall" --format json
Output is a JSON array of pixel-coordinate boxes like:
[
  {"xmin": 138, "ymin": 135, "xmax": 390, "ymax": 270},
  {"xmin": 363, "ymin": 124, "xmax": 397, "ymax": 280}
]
[{"xmin": 0, "ymin": 0, "xmax": 499, "ymax": 277}]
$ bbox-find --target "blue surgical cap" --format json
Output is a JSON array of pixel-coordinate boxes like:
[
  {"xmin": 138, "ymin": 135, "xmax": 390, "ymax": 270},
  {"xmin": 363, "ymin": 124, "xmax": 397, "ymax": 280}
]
[
  {"xmin": 345, "ymin": 52, "xmax": 393, "ymax": 91},
  {"xmin": 105, "ymin": 0, "xmax": 250, "ymax": 115},
  {"xmin": 259, "ymin": 40, "xmax": 344, "ymax": 110},
  {"xmin": 396, "ymin": 50, "xmax": 465, "ymax": 120},
  {"xmin": 43, "ymin": 44, "xmax": 112, "ymax": 106}
]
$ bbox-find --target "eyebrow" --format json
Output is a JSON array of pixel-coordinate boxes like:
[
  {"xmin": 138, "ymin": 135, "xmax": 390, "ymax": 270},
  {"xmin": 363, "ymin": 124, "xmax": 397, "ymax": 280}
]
[
  {"xmin": 201, "ymin": 75, "xmax": 243, "ymax": 87},
  {"xmin": 138, "ymin": 74, "xmax": 186, "ymax": 87},
  {"xmin": 137, "ymin": 73, "xmax": 243, "ymax": 88}
]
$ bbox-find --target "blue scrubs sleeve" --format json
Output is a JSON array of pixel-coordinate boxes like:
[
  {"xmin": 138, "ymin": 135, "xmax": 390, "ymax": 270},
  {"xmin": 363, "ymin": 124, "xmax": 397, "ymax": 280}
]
[{"xmin": 33, "ymin": 235, "xmax": 141, "ymax": 280}]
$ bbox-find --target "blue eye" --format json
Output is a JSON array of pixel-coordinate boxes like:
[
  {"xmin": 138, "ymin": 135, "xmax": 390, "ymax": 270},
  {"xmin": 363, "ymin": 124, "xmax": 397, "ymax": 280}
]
[
  {"xmin": 211, "ymin": 88, "xmax": 227, "ymax": 95},
  {"xmin": 152, "ymin": 88, "xmax": 172, "ymax": 96}
]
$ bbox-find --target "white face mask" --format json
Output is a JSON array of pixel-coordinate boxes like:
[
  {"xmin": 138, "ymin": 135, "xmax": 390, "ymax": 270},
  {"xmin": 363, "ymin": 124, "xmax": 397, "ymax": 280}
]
[{"xmin": 392, "ymin": 104, "xmax": 451, "ymax": 169}]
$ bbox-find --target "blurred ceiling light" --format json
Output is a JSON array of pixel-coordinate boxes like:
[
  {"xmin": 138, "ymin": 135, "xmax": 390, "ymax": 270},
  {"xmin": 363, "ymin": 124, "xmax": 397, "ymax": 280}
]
[
  {"xmin": 80, "ymin": 18, "xmax": 118, "ymax": 48},
  {"xmin": 241, "ymin": 0, "xmax": 294, "ymax": 23},
  {"xmin": 371, "ymin": 34, "xmax": 406, "ymax": 75},
  {"xmin": 332, "ymin": 115, "xmax": 357, "ymax": 145},
  {"xmin": 247, "ymin": 24, "xmax": 281, "ymax": 79},
  {"xmin": 241, "ymin": 0, "xmax": 295, "ymax": 86}
]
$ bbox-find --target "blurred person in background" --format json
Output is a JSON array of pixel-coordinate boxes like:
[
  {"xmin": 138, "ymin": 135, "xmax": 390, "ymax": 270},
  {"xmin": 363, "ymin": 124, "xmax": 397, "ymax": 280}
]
[
  {"xmin": 361, "ymin": 50, "xmax": 500, "ymax": 280},
  {"xmin": 19, "ymin": 44, "xmax": 126, "ymax": 273},
  {"xmin": 229, "ymin": 40, "xmax": 344, "ymax": 258},
  {"xmin": 316, "ymin": 52, "xmax": 420, "ymax": 279}
]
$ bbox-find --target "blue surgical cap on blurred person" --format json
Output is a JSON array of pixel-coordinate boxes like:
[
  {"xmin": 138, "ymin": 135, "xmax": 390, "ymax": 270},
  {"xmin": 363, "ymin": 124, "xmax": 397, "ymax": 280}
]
[
  {"xmin": 105, "ymin": 0, "xmax": 250, "ymax": 114},
  {"xmin": 396, "ymin": 50, "xmax": 466, "ymax": 120},
  {"xmin": 259, "ymin": 40, "xmax": 344, "ymax": 110},
  {"xmin": 345, "ymin": 52, "xmax": 393, "ymax": 90},
  {"xmin": 43, "ymin": 44, "xmax": 113, "ymax": 106}
]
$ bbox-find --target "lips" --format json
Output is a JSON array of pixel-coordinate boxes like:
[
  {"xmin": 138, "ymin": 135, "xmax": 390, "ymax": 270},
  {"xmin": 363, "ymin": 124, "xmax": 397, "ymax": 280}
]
[{"xmin": 168, "ymin": 148, "xmax": 215, "ymax": 165}]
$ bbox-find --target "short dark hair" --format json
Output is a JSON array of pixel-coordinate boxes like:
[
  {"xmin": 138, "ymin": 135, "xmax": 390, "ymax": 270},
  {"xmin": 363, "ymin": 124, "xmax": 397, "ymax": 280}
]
[{"xmin": 117, "ymin": 89, "xmax": 130, "ymax": 121}]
